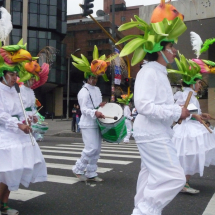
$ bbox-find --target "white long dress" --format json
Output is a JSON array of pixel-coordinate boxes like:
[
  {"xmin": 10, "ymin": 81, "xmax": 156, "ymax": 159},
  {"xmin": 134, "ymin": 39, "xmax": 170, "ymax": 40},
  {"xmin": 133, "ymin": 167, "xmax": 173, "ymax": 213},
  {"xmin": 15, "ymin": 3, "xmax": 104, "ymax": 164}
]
[
  {"xmin": 0, "ymin": 82, "xmax": 47, "ymax": 191},
  {"xmin": 123, "ymin": 105, "xmax": 133, "ymax": 143},
  {"xmin": 172, "ymin": 87, "xmax": 215, "ymax": 176},
  {"xmin": 72, "ymin": 83, "xmax": 102, "ymax": 178}
]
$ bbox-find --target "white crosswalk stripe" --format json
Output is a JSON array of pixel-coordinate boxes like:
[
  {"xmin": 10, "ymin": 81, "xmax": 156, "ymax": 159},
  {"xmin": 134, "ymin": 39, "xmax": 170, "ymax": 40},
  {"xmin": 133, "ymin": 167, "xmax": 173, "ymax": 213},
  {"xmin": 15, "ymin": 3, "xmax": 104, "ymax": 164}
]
[{"xmin": 10, "ymin": 142, "xmax": 139, "ymax": 201}]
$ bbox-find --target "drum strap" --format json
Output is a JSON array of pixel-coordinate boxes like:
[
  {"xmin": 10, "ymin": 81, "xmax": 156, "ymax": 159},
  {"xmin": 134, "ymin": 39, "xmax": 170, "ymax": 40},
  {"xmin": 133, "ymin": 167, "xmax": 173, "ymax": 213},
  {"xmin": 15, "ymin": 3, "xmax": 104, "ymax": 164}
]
[{"xmin": 84, "ymin": 87, "xmax": 96, "ymax": 109}]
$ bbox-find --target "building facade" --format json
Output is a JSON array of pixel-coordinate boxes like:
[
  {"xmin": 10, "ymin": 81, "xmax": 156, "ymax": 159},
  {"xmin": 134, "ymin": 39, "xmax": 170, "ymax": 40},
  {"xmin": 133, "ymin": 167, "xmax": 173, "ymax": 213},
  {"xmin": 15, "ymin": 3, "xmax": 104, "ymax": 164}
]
[{"xmin": 3, "ymin": 0, "xmax": 67, "ymax": 117}]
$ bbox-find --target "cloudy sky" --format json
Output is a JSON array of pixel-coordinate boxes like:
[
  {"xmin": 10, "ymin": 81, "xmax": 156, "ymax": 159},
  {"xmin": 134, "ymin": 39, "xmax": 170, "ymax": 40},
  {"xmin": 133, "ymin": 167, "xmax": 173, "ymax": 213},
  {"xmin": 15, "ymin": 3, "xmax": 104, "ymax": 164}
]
[{"xmin": 67, "ymin": 0, "xmax": 178, "ymax": 16}]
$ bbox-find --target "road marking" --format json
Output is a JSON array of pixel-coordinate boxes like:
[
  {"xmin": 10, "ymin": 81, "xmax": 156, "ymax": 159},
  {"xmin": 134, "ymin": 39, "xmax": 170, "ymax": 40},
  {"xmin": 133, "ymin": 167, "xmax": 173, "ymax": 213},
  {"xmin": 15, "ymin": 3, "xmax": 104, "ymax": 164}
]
[
  {"xmin": 47, "ymin": 174, "xmax": 79, "ymax": 184},
  {"xmin": 70, "ymin": 142, "xmax": 138, "ymax": 148},
  {"xmin": 43, "ymin": 154, "xmax": 132, "ymax": 165},
  {"xmin": 41, "ymin": 146, "xmax": 140, "ymax": 154},
  {"xmin": 202, "ymin": 193, "xmax": 215, "ymax": 215},
  {"xmin": 41, "ymin": 149, "xmax": 141, "ymax": 159},
  {"xmin": 46, "ymin": 163, "xmax": 112, "ymax": 173},
  {"xmin": 56, "ymin": 144, "xmax": 138, "ymax": 151},
  {"xmin": 10, "ymin": 189, "xmax": 46, "ymax": 201}
]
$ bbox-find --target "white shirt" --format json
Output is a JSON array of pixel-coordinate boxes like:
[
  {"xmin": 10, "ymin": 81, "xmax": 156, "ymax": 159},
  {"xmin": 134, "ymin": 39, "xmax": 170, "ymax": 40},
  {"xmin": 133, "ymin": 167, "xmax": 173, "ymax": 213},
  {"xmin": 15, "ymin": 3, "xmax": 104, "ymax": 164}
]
[
  {"xmin": 0, "ymin": 82, "xmax": 23, "ymax": 133},
  {"xmin": 20, "ymin": 85, "xmax": 37, "ymax": 120},
  {"xmin": 133, "ymin": 61, "xmax": 182, "ymax": 143},
  {"xmin": 124, "ymin": 105, "xmax": 133, "ymax": 120},
  {"xmin": 78, "ymin": 83, "xmax": 102, "ymax": 128}
]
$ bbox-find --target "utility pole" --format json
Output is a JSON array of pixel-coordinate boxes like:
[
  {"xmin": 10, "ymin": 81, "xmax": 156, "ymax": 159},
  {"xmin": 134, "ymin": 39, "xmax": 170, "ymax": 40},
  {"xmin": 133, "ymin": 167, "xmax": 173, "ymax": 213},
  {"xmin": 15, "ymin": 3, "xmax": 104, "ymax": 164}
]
[{"xmin": 111, "ymin": 0, "xmax": 115, "ymax": 102}]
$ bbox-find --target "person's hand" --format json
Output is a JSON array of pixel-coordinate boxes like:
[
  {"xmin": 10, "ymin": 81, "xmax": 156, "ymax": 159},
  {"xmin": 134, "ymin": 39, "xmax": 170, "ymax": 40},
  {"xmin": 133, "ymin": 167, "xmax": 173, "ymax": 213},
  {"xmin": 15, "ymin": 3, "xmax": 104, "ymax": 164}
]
[
  {"xmin": 180, "ymin": 107, "xmax": 190, "ymax": 120},
  {"xmin": 192, "ymin": 114, "xmax": 203, "ymax": 124},
  {"xmin": 95, "ymin": 111, "xmax": 105, "ymax": 119},
  {"xmin": 201, "ymin": 113, "xmax": 212, "ymax": 120},
  {"xmin": 23, "ymin": 118, "xmax": 32, "ymax": 126},
  {"xmin": 18, "ymin": 123, "xmax": 32, "ymax": 134},
  {"xmin": 33, "ymin": 116, "xmax": 38, "ymax": 123},
  {"xmin": 99, "ymin": 102, "xmax": 107, "ymax": 107}
]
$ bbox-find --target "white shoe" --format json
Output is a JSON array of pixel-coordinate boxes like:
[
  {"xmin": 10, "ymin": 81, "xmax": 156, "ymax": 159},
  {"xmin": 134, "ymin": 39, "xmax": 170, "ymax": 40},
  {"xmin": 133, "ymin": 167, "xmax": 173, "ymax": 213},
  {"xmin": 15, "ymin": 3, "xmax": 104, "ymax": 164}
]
[
  {"xmin": 180, "ymin": 183, "xmax": 200, "ymax": 194},
  {"xmin": 87, "ymin": 176, "xmax": 104, "ymax": 182},
  {"xmin": 73, "ymin": 173, "xmax": 87, "ymax": 182},
  {"xmin": 2, "ymin": 208, "xmax": 19, "ymax": 215}
]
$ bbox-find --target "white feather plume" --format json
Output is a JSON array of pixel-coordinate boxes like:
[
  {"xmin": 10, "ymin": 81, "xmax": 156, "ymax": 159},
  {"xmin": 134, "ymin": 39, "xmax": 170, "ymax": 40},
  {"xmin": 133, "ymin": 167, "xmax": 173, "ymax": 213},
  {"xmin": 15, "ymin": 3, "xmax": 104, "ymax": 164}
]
[
  {"xmin": 190, "ymin": 31, "xmax": 203, "ymax": 58},
  {"xmin": 0, "ymin": 7, "xmax": 13, "ymax": 44}
]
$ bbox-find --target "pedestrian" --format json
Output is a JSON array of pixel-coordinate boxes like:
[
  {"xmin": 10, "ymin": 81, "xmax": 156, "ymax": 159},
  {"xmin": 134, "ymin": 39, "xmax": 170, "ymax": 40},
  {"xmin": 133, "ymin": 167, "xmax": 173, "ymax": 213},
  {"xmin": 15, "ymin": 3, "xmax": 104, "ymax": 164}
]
[
  {"xmin": 71, "ymin": 104, "xmax": 77, "ymax": 132},
  {"xmin": 170, "ymin": 52, "xmax": 215, "ymax": 194},
  {"xmin": 117, "ymin": 94, "xmax": 134, "ymax": 144},
  {"xmin": 116, "ymin": 1, "xmax": 189, "ymax": 213},
  {"xmin": 75, "ymin": 104, "xmax": 81, "ymax": 133},
  {"xmin": 70, "ymin": 45, "xmax": 117, "ymax": 182}
]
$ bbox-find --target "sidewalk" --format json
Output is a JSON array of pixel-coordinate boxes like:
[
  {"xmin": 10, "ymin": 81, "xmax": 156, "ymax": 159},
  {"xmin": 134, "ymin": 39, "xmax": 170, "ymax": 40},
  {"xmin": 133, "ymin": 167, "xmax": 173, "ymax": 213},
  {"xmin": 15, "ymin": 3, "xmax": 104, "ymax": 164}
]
[{"xmin": 44, "ymin": 119, "xmax": 82, "ymax": 137}]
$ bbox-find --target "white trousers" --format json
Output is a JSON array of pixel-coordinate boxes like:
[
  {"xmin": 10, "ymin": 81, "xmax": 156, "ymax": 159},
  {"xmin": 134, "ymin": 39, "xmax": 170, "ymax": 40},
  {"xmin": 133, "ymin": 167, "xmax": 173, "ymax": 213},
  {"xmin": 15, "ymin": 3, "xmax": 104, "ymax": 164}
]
[
  {"xmin": 124, "ymin": 119, "xmax": 132, "ymax": 143},
  {"xmin": 132, "ymin": 140, "xmax": 186, "ymax": 215},
  {"xmin": 72, "ymin": 128, "xmax": 101, "ymax": 178}
]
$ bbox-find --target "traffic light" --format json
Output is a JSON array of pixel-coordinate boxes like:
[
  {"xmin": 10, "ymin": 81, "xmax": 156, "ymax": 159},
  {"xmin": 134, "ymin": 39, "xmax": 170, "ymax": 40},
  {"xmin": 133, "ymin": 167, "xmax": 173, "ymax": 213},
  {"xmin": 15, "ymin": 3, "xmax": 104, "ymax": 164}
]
[
  {"xmin": 82, "ymin": 0, "xmax": 94, "ymax": 17},
  {"xmin": 124, "ymin": 78, "xmax": 129, "ymax": 87}
]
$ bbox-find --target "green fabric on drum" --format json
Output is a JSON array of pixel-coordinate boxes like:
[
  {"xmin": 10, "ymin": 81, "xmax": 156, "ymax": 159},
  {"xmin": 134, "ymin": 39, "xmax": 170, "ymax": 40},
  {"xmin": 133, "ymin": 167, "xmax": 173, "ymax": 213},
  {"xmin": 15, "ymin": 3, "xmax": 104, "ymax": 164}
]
[{"xmin": 97, "ymin": 117, "xmax": 127, "ymax": 143}]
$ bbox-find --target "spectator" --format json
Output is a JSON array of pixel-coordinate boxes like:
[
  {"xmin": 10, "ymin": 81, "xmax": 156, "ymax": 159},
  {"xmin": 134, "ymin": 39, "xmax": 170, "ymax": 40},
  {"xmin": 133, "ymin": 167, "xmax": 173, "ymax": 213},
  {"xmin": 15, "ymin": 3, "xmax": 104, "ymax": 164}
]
[
  {"xmin": 76, "ymin": 105, "xmax": 81, "ymax": 133},
  {"xmin": 71, "ymin": 104, "xmax": 77, "ymax": 132}
]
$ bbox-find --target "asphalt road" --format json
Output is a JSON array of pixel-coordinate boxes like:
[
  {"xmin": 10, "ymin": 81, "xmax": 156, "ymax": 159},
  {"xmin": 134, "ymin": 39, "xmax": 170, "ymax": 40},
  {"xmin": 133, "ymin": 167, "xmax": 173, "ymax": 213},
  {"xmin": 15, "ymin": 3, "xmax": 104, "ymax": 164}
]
[{"xmin": 9, "ymin": 136, "xmax": 215, "ymax": 215}]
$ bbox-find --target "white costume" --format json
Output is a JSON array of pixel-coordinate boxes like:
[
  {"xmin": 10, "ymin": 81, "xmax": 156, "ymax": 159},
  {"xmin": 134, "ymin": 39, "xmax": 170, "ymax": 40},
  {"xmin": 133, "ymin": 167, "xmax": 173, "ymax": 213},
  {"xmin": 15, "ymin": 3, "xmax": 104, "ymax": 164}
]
[
  {"xmin": 20, "ymin": 85, "xmax": 37, "ymax": 120},
  {"xmin": 72, "ymin": 83, "xmax": 102, "ymax": 178},
  {"xmin": 0, "ymin": 82, "xmax": 47, "ymax": 191},
  {"xmin": 172, "ymin": 87, "xmax": 215, "ymax": 176},
  {"xmin": 132, "ymin": 62, "xmax": 185, "ymax": 215},
  {"xmin": 123, "ymin": 105, "xmax": 133, "ymax": 143}
]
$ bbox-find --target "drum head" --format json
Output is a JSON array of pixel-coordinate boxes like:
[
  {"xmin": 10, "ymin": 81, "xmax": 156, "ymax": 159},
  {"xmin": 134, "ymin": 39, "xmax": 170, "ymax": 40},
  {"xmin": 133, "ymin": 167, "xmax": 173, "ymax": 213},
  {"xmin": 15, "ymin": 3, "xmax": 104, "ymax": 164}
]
[{"xmin": 98, "ymin": 103, "xmax": 123, "ymax": 124}]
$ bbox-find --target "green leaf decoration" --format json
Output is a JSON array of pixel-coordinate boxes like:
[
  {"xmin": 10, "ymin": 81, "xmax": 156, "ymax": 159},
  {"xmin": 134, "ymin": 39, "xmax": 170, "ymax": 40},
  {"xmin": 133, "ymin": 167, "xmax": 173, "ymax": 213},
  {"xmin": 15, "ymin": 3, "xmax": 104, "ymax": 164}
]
[
  {"xmin": 131, "ymin": 46, "xmax": 147, "ymax": 66},
  {"xmin": 102, "ymin": 73, "xmax": 109, "ymax": 82},
  {"xmin": 2, "ymin": 45, "xmax": 26, "ymax": 52},
  {"xmin": 167, "ymin": 52, "xmax": 202, "ymax": 85},
  {"xmin": 93, "ymin": 45, "xmax": 99, "ymax": 60},
  {"xmin": 71, "ymin": 54, "xmax": 86, "ymax": 65},
  {"xmin": 202, "ymin": 59, "xmax": 215, "ymax": 67},
  {"xmin": 81, "ymin": 54, "xmax": 90, "ymax": 66},
  {"xmin": 17, "ymin": 38, "xmax": 23, "ymax": 45},
  {"xmin": 116, "ymin": 16, "xmax": 187, "ymax": 65},
  {"xmin": 116, "ymin": 35, "xmax": 144, "ymax": 45},
  {"xmin": 99, "ymin": 54, "xmax": 106, "ymax": 60},
  {"xmin": 120, "ymin": 38, "xmax": 147, "ymax": 57},
  {"xmin": 200, "ymin": 38, "xmax": 215, "ymax": 54},
  {"xmin": 72, "ymin": 62, "xmax": 91, "ymax": 73},
  {"xmin": 0, "ymin": 55, "xmax": 4, "ymax": 67},
  {"xmin": 105, "ymin": 53, "xmax": 118, "ymax": 63}
]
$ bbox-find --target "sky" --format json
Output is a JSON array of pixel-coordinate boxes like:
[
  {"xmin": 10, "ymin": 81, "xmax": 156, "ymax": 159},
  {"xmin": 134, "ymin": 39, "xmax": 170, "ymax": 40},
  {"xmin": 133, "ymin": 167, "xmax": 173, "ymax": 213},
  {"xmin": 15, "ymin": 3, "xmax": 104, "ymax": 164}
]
[{"xmin": 67, "ymin": 0, "xmax": 178, "ymax": 16}]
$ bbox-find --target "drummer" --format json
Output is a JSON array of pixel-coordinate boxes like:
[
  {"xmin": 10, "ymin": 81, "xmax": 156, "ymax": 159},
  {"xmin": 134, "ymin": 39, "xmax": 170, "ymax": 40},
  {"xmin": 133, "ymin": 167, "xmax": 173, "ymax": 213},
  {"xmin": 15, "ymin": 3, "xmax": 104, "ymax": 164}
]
[{"xmin": 71, "ymin": 46, "xmax": 115, "ymax": 182}]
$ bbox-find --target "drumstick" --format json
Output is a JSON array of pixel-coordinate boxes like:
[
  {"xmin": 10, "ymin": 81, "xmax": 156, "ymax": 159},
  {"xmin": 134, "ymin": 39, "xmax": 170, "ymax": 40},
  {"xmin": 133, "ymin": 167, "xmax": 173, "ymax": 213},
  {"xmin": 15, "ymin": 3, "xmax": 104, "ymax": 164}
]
[
  {"xmin": 104, "ymin": 116, "xmax": 118, "ymax": 120},
  {"xmin": 202, "ymin": 121, "xmax": 213, "ymax": 133},
  {"xmin": 178, "ymin": 91, "xmax": 193, "ymax": 124},
  {"xmin": 33, "ymin": 106, "xmax": 43, "ymax": 116}
]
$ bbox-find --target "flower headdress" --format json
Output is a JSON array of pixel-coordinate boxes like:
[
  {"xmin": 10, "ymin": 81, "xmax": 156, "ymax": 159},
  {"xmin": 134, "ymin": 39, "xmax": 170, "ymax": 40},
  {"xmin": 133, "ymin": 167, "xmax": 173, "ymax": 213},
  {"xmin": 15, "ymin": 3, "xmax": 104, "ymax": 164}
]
[
  {"xmin": 115, "ymin": 0, "xmax": 187, "ymax": 66},
  {"xmin": 167, "ymin": 52, "xmax": 202, "ymax": 85},
  {"xmin": 71, "ymin": 45, "xmax": 118, "ymax": 81},
  {"xmin": 117, "ymin": 93, "xmax": 133, "ymax": 105}
]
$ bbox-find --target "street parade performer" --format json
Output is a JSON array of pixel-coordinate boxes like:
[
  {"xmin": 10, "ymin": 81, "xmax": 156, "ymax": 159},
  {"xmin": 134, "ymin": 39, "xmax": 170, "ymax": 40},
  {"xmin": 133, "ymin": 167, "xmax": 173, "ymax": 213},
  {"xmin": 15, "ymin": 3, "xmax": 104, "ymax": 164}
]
[
  {"xmin": 71, "ymin": 45, "xmax": 117, "ymax": 182},
  {"xmin": 18, "ymin": 56, "xmax": 50, "ymax": 141},
  {"xmin": 169, "ymin": 51, "xmax": 215, "ymax": 194},
  {"xmin": 116, "ymin": 0, "xmax": 190, "ymax": 214},
  {"xmin": 0, "ymin": 40, "xmax": 47, "ymax": 215},
  {"xmin": 117, "ymin": 94, "xmax": 134, "ymax": 144}
]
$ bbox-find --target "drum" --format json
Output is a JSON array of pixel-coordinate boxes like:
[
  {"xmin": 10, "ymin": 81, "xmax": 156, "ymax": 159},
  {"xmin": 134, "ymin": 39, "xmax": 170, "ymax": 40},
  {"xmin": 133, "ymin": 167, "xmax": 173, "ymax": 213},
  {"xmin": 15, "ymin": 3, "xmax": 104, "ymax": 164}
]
[{"xmin": 97, "ymin": 103, "xmax": 127, "ymax": 143}]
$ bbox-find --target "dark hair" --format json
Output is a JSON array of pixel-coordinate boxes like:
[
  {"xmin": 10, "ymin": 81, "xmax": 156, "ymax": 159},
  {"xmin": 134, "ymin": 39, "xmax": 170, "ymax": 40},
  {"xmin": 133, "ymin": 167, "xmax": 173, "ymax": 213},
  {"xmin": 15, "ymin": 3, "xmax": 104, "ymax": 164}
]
[
  {"xmin": 145, "ymin": 41, "xmax": 171, "ymax": 62},
  {"xmin": 181, "ymin": 78, "xmax": 201, "ymax": 87}
]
